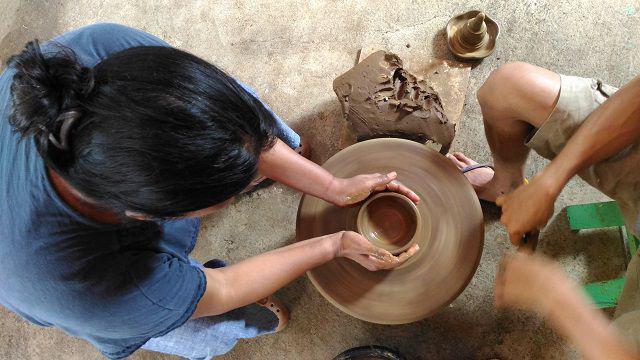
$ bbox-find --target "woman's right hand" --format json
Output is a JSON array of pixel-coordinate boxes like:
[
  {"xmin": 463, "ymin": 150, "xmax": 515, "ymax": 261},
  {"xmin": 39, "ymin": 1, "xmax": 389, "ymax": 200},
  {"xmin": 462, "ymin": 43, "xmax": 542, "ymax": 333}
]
[{"xmin": 334, "ymin": 231, "xmax": 419, "ymax": 271}]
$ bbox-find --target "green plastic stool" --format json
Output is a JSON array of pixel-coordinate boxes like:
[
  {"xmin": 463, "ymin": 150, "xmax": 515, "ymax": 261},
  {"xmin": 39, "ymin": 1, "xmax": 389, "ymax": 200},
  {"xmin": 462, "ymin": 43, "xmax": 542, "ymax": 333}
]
[{"xmin": 566, "ymin": 201, "xmax": 639, "ymax": 309}]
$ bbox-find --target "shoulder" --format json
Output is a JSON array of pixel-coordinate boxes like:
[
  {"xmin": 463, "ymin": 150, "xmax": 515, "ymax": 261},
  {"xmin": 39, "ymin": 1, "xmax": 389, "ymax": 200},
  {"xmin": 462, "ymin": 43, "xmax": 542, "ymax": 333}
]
[{"xmin": 45, "ymin": 23, "xmax": 171, "ymax": 67}]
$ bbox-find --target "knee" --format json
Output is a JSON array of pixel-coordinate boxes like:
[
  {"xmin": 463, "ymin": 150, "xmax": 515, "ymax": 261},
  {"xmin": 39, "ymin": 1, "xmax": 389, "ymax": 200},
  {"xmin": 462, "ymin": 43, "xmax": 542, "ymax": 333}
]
[{"xmin": 477, "ymin": 62, "xmax": 533, "ymax": 110}]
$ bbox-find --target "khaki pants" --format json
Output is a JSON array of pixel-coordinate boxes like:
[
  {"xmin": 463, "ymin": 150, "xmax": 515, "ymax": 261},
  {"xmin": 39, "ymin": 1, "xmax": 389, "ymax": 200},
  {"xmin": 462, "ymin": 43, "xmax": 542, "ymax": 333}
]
[{"xmin": 526, "ymin": 74, "xmax": 640, "ymax": 348}]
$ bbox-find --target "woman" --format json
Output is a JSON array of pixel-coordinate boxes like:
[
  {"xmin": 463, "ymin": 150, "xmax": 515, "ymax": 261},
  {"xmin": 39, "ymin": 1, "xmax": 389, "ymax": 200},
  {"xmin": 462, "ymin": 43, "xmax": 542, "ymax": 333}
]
[{"xmin": 0, "ymin": 24, "xmax": 419, "ymax": 359}]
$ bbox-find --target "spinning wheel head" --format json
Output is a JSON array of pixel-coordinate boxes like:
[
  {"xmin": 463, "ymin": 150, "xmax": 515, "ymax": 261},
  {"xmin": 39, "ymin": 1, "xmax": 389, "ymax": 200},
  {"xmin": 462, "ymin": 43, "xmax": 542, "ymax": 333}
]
[{"xmin": 297, "ymin": 138, "xmax": 484, "ymax": 324}]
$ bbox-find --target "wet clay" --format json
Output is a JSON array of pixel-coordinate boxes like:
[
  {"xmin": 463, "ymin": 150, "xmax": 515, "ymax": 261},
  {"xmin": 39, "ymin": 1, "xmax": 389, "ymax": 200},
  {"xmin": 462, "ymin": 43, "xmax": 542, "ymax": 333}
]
[
  {"xmin": 297, "ymin": 138, "xmax": 484, "ymax": 324},
  {"xmin": 357, "ymin": 193, "xmax": 418, "ymax": 253},
  {"xmin": 333, "ymin": 51, "xmax": 455, "ymax": 150}
]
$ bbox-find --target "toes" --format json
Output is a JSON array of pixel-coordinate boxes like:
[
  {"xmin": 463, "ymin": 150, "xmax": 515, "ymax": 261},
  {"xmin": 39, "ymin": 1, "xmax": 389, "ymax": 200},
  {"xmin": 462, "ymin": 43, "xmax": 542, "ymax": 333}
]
[
  {"xmin": 446, "ymin": 153, "xmax": 466, "ymax": 169},
  {"xmin": 452, "ymin": 152, "xmax": 477, "ymax": 166}
]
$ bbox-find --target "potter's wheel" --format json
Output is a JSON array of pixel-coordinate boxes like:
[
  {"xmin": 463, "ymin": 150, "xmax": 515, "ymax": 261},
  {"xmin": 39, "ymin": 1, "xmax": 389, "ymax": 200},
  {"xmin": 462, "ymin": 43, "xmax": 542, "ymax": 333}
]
[{"xmin": 296, "ymin": 138, "xmax": 484, "ymax": 324}]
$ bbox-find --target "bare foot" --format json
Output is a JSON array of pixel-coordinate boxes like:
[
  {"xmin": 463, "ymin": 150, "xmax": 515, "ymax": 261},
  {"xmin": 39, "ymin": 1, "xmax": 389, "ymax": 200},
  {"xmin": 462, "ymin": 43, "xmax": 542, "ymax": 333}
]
[{"xmin": 446, "ymin": 152, "xmax": 520, "ymax": 203}]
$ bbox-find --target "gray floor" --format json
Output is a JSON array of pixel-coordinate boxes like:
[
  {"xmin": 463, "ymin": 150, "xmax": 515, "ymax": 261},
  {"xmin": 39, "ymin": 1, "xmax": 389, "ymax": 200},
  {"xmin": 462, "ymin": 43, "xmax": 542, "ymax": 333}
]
[{"xmin": 1, "ymin": 1, "xmax": 639, "ymax": 359}]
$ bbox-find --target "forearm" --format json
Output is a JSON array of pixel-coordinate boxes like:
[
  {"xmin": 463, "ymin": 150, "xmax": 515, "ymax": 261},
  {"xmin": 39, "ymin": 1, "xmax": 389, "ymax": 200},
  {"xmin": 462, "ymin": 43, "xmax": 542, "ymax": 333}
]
[
  {"xmin": 540, "ymin": 75, "xmax": 640, "ymax": 193},
  {"xmin": 546, "ymin": 281, "xmax": 637, "ymax": 360},
  {"xmin": 258, "ymin": 139, "xmax": 338, "ymax": 202},
  {"xmin": 192, "ymin": 232, "xmax": 340, "ymax": 318}
]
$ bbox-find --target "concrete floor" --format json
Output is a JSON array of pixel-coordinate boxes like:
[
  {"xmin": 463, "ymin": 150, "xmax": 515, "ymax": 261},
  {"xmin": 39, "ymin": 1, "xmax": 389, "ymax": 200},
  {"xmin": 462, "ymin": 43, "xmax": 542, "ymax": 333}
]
[{"xmin": 1, "ymin": 0, "xmax": 639, "ymax": 359}]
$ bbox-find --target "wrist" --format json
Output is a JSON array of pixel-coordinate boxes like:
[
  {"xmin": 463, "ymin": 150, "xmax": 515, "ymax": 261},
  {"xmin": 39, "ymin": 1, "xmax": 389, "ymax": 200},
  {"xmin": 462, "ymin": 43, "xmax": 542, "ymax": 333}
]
[
  {"xmin": 539, "ymin": 154, "xmax": 581, "ymax": 195},
  {"xmin": 536, "ymin": 166, "xmax": 567, "ymax": 199},
  {"xmin": 325, "ymin": 176, "xmax": 344, "ymax": 205},
  {"xmin": 325, "ymin": 231, "xmax": 344, "ymax": 260}
]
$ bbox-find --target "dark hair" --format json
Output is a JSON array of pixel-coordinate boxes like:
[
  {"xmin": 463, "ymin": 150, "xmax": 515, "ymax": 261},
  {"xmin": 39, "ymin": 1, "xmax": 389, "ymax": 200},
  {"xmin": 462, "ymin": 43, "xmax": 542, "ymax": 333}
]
[{"xmin": 8, "ymin": 40, "xmax": 279, "ymax": 217}]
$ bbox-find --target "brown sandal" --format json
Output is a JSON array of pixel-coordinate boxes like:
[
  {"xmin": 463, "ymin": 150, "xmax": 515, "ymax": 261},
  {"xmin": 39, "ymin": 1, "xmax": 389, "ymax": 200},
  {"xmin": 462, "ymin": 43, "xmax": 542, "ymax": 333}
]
[
  {"xmin": 295, "ymin": 137, "xmax": 311, "ymax": 159},
  {"xmin": 256, "ymin": 295, "xmax": 290, "ymax": 332}
]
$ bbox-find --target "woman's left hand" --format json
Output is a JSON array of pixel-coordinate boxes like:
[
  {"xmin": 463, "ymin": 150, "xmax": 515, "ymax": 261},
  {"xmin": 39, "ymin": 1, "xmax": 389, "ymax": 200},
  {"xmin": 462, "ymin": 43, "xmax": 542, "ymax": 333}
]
[{"xmin": 329, "ymin": 172, "xmax": 420, "ymax": 207}]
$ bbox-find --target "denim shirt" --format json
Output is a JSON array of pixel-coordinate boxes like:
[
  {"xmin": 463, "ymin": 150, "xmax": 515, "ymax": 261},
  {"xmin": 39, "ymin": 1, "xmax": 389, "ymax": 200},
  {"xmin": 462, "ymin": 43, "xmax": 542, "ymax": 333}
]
[{"xmin": 0, "ymin": 24, "xmax": 206, "ymax": 359}]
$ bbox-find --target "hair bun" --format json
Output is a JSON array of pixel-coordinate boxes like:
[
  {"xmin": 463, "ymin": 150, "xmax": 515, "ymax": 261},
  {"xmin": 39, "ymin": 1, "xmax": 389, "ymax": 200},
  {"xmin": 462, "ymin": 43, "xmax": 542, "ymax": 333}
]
[{"xmin": 8, "ymin": 40, "xmax": 92, "ymax": 150}]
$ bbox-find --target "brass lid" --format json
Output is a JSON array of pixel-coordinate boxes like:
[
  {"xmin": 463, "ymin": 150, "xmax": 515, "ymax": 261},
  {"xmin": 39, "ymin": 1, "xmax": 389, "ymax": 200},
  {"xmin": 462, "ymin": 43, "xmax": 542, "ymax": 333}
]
[{"xmin": 446, "ymin": 10, "xmax": 500, "ymax": 60}]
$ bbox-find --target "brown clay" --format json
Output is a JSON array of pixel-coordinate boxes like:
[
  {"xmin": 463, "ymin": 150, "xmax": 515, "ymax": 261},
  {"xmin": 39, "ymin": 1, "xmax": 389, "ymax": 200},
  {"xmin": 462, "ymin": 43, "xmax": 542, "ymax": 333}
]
[
  {"xmin": 333, "ymin": 51, "xmax": 455, "ymax": 151},
  {"xmin": 357, "ymin": 193, "xmax": 419, "ymax": 254},
  {"xmin": 296, "ymin": 138, "xmax": 484, "ymax": 324},
  {"xmin": 446, "ymin": 10, "xmax": 500, "ymax": 60}
]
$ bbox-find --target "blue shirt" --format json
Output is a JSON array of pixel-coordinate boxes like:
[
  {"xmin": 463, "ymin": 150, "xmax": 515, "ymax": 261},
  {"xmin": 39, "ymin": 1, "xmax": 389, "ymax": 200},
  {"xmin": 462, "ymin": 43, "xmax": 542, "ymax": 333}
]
[{"xmin": 0, "ymin": 24, "xmax": 206, "ymax": 359}]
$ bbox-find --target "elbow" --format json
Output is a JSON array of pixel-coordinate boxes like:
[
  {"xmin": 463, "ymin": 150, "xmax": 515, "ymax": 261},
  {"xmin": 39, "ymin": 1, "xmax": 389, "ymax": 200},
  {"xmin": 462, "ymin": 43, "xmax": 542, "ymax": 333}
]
[{"xmin": 192, "ymin": 268, "xmax": 235, "ymax": 318}]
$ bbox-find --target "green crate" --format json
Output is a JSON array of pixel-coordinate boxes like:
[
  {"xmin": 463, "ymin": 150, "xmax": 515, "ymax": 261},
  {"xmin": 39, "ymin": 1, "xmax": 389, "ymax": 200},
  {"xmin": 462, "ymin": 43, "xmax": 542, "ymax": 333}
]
[
  {"xmin": 567, "ymin": 201, "xmax": 624, "ymax": 230},
  {"xmin": 566, "ymin": 201, "xmax": 635, "ymax": 309}
]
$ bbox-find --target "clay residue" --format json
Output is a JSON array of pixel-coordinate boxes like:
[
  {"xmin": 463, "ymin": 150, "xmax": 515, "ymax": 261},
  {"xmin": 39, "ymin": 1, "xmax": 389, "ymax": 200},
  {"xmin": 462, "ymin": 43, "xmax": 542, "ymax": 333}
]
[{"xmin": 333, "ymin": 51, "xmax": 455, "ymax": 151}]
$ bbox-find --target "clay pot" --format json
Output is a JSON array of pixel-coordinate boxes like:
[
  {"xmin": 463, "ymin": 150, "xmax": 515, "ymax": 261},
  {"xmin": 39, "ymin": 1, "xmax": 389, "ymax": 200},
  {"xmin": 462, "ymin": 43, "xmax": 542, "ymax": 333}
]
[{"xmin": 356, "ymin": 193, "xmax": 420, "ymax": 255}]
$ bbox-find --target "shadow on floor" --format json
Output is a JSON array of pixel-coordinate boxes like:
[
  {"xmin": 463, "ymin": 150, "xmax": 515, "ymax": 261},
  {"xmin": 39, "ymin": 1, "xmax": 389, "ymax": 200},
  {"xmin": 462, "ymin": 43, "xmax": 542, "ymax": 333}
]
[
  {"xmin": 540, "ymin": 207, "xmax": 627, "ymax": 283},
  {"xmin": 292, "ymin": 100, "xmax": 344, "ymax": 165}
]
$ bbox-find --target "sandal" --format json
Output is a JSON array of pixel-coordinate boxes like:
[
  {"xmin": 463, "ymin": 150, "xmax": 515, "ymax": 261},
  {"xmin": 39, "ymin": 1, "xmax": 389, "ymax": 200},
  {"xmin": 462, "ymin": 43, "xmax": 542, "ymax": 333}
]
[
  {"xmin": 203, "ymin": 259, "xmax": 227, "ymax": 269},
  {"xmin": 256, "ymin": 295, "xmax": 290, "ymax": 332},
  {"xmin": 461, "ymin": 163, "xmax": 494, "ymax": 174},
  {"xmin": 203, "ymin": 260, "xmax": 290, "ymax": 332},
  {"xmin": 295, "ymin": 137, "xmax": 311, "ymax": 159},
  {"xmin": 460, "ymin": 163, "xmax": 529, "ymax": 189}
]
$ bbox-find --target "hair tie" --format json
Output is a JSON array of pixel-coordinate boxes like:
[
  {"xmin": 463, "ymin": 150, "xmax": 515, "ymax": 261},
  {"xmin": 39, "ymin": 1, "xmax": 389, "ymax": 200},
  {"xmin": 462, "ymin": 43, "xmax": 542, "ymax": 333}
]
[{"xmin": 48, "ymin": 110, "xmax": 81, "ymax": 151}]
